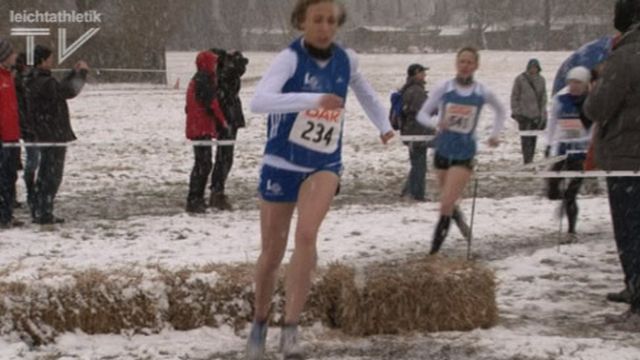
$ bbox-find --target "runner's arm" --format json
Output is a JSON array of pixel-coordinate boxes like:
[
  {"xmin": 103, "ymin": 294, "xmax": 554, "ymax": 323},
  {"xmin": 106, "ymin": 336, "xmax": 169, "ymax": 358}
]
[
  {"xmin": 483, "ymin": 87, "xmax": 507, "ymax": 139},
  {"xmin": 546, "ymin": 97, "xmax": 561, "ymax": 146},
  {"xmin": 346, "ymin": 49, "xmax": 392, "ymax": 135},
  {"xmin": 416, "ymin": 81, "xmax": 447, "ymax": 129},
  {"xmin": 250, "ymin": 49, "xmax": 324, "ymax": 114}
]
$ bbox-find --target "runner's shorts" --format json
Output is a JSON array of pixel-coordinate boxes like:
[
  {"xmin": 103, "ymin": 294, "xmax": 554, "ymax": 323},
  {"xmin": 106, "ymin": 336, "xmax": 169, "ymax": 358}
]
[
  {"xmin": 434, "ymin": 152, "xmax": 476, "ymax": 171},
  {"xmin": 259, "ymin": 164, "xmax": 342, "ymax": 203}
]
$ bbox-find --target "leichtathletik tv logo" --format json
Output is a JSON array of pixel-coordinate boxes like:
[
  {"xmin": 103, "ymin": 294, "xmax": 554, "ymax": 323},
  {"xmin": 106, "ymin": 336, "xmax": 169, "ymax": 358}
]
[{"xmin": 9, "ymin": 9, "xmax": 102, "ymax": 65}]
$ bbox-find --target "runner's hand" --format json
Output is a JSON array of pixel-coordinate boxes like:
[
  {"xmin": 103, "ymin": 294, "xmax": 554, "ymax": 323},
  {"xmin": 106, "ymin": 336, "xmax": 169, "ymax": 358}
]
[
  {"xmin": 438, "ymin": 119, "xmax": 449, "ymax": 130},
  {"xmin": 488, "ymin": 137, "xmax": 500, "ymax": 148},
  {"xmin": 75, "ymin": 60, "xmax": 90, "ymax": 71},
  {"xmin": 380, "ymin": 131, "xmax": 394, "ymax": 145},
  {"xmin": 319, "ymin": 94, "xmax": 344, "ymax": 110}
]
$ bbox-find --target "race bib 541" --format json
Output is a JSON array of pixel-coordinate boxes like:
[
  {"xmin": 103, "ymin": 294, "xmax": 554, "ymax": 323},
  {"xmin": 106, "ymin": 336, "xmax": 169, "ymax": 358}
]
[
  {"xmin": 443, "ymin": 103, "xmax": 478, "ymax": 134},
  {"xmin": 289, "ymin": 108, "xmax": 345, "ymax": 154}
]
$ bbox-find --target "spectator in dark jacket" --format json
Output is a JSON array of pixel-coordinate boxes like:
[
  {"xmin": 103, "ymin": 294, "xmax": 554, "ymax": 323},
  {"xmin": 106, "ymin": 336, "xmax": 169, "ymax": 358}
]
[
  {"xmin": 584, "ymin": 0, "xmax": 640, "ymax": 331},
  {"xmin": 399, "ymin": 64, "xmax": 434, "ymax": 201},
  {"xmin": 185, "ymin": 50, "xmax": 228, "ymax": 213},
  {"xmin": 511, "ymin": 59, "xmax": 548, "ymax": 164},
  {"xmin": 0, "ymin": 38, "xmax": 22, "ymax": 228},
  {"xmin": 14, "ymin": 53, "xmax": 34, "ymax": 210},
  {"xmin": 26, "ymin": 45, "xmax": 89, "ymax": 225},
  {"xmin": 209, "ymin": 48, "xmax": 248, "ymax": 211}
]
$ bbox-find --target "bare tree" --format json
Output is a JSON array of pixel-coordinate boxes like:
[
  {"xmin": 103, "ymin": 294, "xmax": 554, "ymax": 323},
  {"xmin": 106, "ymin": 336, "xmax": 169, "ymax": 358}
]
[
  {"xmin": 431, "ymin": 0, "xmax": 450, "ymax": 29},
  {"xmin": 464, "ymin": 0, "xmax": 510, "ymax": 49},
  {"xmin": 218, "ymin": 0, "xmax": 250, "ymax": 50}
]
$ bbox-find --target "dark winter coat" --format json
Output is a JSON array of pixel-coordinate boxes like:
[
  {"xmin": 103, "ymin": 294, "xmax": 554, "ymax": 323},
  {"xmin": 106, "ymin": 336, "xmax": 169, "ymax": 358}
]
[
  {"xmin": 26, "ymin": 68, "xmax": 88, "ymax": 143},
  {"xmin": 0, "ymin": 66, "xmax": 20, "ymax": 143},
  {"xmin": 185, "ymin": 51, "xmax": 228, "ymax": 140},
  {"xmin": 400, "ymin": 78, "xmax": 433, "ymax": 137},
  {"xmin": 584, "ymin": 25, "xmax": 640, "ymax": 171},
  {"xmin": 216, "ymin": 50, "xmax": 248, "ymax": 129},
  {"xmin": 14, "ymin": 68, "xmax": 34, "ymax": 141}
]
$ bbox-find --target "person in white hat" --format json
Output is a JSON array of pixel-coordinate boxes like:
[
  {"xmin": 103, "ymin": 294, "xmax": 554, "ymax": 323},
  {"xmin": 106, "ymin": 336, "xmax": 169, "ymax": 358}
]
[{"xmin": 545, "ymin": 66, "xmax": 593, "ymax": 243}]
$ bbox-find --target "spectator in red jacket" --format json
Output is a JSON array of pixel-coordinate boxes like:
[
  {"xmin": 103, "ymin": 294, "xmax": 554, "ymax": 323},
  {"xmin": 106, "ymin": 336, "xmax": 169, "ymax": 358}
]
[
  {"xmin": 185, "ymin": 50, "xmax": 228, "ymax": 213},
  {"xmin": 0, "ymin": 38, "xmax": 22, "ymax": 229}
]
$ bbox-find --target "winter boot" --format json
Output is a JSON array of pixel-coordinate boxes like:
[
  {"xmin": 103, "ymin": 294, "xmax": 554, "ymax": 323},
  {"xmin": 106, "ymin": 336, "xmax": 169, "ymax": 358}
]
[
  {"xmin": 186, "ymin": 198, "xmax": 207, "ymax": 214},
  {"xmin": 0, "ymin": 217, "xmax": 24, "ymax": 229},
  {"xmin": 607, "ymin": 288, "xmax": 632, "ymax": 304},
  {"xmin": 210, "ymin": 192, "xmax": 233, "ymax": 211},
  {"xmin": 609, "ymin": 309, "xmax": 640, "ymax": 332},
  {"xmin": 560, "ymin": 233, "xmax": 578, "ymax": 245},
  {"xmin": 430, "ymin": 216, "xmax": 452, "ymax": 255},
  {"xmin": 33, "ymin": 216, "xmax": 65, "ymax": 225},
  {"xmin": 280, "ymin": 324, "xmax": 304, "ymax": 360},
  {"xmin": 246, "ymin": 320, "xmax": 268, "ymax": 360}
]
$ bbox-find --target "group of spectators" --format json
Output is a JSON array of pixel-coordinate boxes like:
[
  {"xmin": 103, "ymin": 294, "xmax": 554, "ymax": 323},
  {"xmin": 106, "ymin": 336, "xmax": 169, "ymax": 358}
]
[
  {"xmin": 0, "ymin": 38, "xmax": 250, "ymax": 226},
  {"xmin": 0, "ymin": 41, "xmax": 88, "ymax": 228},
  {"xmin": 185, "ymin": 48, "xmax": 248, "ymax": 213}
]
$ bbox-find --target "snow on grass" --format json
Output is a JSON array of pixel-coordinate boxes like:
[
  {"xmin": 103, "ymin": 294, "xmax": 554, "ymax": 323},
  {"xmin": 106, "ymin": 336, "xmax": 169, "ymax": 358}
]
[{"xmin": 2, "ymin": 50, "xmax": 636, "ymax": 359}]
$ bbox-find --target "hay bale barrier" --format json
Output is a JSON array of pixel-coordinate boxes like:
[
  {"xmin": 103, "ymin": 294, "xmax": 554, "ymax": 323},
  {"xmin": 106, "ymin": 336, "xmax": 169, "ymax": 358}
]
[
  {"xmin": 326, "ymin": 256, "xmax": 498, "ymax": 336},
  {"xmin": 0, "ymin": 257, "xmax": 497, "ymax": 345}
]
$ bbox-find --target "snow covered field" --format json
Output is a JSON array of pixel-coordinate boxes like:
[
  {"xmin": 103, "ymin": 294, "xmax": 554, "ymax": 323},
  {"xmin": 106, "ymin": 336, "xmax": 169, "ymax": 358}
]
[{"xmin": 1, "ymin": 50, "xmax": 639, "ymax": 359}]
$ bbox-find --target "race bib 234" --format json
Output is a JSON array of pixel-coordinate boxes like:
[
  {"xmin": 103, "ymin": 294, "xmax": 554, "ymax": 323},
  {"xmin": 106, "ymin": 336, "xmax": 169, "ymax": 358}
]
[{"xmin": 289, "ymin": 108, "xmax": 345, "ymax": 154}]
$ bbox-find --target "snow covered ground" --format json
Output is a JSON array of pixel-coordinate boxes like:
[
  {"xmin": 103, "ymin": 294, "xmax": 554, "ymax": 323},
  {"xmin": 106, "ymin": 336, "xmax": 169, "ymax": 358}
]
[{"xmin": 1, "ymin": 50, "xmax": 638, "ymax": 359}]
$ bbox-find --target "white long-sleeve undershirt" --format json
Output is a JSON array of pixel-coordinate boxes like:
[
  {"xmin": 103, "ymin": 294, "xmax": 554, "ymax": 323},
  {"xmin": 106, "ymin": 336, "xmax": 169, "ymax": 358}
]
[
  {"xmin": 546, "ymin": 96, "xmax": 562, "ymax": 148},
  {"xmin": 250, "ymin": 47, "xmax": 392, "ymax": 135}
]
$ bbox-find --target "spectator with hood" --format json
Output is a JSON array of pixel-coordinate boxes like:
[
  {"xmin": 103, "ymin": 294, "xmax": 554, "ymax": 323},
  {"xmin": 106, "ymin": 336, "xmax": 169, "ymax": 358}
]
[
  {"xmin": 511, "ymin": 58, "xmax": 548, "ymax": 164},
  {"xmin": 185, "ymin": 50, "xmax": 228, "ymax": 213}
]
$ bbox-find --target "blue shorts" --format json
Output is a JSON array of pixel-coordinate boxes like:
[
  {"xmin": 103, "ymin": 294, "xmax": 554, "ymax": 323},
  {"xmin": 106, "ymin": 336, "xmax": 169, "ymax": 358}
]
[{"xmin": 259, "ymin": 164, "xmax": 342, "ymax": 203}]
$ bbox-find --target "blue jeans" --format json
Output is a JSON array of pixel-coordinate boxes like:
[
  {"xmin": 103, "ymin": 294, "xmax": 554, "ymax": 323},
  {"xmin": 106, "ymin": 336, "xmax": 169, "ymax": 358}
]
[
  {"xmin": 33, "ymin": 147, "xmax": 66, "ymax": 222},
  {"xmin": 402, "ymin": 143, "xmax": 428, "ymax": 200},
  {"xmin": 607, "ymin": 177, "xmax": 640, "ymax": 311}
]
